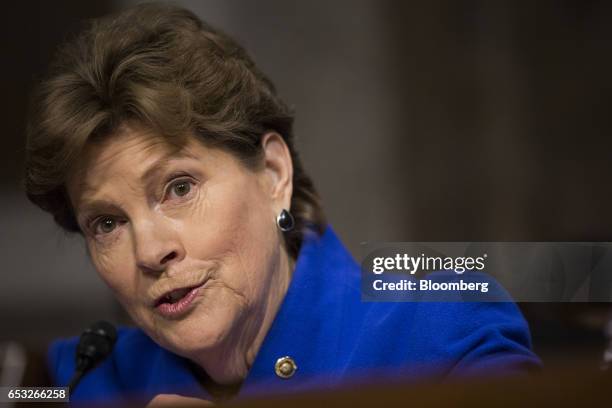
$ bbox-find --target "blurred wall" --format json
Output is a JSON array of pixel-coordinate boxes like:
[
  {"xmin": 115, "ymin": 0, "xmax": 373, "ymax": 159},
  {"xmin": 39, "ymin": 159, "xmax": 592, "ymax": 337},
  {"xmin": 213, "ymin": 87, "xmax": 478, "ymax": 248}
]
[
  {"xmin": 1, "ymin": 1, "xmax": 120, "ymax": 348},
  {"xmin": 3, "ymin": 0, "xmax": 612, "ymax": 364}
]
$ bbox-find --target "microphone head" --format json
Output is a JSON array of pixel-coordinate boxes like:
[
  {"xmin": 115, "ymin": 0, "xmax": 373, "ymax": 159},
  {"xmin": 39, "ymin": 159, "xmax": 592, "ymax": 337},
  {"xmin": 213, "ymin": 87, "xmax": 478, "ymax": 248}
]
[{"xmin": 76, "ymin": 321, "xmax": 117, "ymax": 371}]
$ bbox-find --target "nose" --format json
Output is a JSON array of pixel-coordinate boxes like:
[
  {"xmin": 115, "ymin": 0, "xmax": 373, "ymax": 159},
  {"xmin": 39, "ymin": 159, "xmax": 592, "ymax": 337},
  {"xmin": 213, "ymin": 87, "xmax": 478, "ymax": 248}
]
[{"xmin": 131, "ymin": 215, "xmax": 185, "ymax": 275}]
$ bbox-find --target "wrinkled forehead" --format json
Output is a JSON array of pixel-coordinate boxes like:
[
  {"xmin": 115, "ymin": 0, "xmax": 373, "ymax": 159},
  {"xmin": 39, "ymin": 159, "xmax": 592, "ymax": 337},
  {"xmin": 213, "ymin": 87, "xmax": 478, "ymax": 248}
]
[{"xmin": 65, "ymin": 123, "xmax": 192, "ymax": 207}]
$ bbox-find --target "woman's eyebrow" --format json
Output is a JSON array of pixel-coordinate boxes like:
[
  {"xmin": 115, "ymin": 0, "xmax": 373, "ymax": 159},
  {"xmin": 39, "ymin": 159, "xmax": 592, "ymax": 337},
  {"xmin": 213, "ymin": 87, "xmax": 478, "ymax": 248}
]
[
  {"xmin": 139, "ymin": 151, "xmax": 200, "ymax": 184},
  {"xmin": 76, "ymin": 198, "xmax": 118, "ymax": 219},
  {"xmin": 75, "ymin": 150, "xmax": 200, "ymax": 214}
]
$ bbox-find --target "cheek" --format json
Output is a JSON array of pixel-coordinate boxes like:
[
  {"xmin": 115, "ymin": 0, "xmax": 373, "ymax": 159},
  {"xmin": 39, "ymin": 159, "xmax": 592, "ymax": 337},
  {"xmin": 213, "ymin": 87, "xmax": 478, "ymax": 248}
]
[
  {"xmin": 88, "ymin": 239, "xmax": 137, "ymax": 303},
  {"xmin": 185, "ymin": 177, "xmax": 278, "ymax": 297}
]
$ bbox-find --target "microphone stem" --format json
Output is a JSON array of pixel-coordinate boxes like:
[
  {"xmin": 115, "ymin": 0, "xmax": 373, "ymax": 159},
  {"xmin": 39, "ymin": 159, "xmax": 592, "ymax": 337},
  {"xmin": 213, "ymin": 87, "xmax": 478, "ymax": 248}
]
[{"xmin": 68, "ymin": 367, "xmax": 85, "ymax": 395}]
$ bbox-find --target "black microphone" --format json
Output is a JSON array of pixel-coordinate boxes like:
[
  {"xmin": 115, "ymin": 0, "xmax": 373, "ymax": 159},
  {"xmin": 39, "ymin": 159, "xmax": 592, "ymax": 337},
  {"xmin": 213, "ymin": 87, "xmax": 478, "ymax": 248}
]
[{"xmin": 68, "ymin": 321, "xmax": 117, "ymax": 394}]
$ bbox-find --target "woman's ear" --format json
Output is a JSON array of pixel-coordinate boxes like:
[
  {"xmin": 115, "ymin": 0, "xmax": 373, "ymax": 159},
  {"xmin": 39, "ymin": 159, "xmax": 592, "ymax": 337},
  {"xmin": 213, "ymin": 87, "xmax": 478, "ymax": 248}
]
[{"xmin": 260, "ymin": 132, "xmax": 293, "ymax": 211}]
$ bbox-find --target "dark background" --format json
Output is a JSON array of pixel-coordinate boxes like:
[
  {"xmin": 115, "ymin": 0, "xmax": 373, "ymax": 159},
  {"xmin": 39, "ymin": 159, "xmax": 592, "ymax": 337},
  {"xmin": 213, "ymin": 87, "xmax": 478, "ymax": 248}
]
[{"xmin": 2, "ymin": 0, "xmax": 612, "ymax": 385}]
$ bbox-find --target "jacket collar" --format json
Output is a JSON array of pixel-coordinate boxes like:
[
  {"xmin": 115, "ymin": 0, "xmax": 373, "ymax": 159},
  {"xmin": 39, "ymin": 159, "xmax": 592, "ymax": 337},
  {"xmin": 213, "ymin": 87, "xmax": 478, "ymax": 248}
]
[{"xmin": 240, "ymin": 225, "xmax": 359, "ymax": 396}]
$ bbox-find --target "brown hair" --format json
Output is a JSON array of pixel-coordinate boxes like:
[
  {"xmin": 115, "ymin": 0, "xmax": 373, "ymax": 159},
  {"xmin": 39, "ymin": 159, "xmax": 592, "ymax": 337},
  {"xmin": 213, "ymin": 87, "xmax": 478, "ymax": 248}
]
[{"xmin": 24, "ymin": 2, "xmax": 325, "ymax": 258}]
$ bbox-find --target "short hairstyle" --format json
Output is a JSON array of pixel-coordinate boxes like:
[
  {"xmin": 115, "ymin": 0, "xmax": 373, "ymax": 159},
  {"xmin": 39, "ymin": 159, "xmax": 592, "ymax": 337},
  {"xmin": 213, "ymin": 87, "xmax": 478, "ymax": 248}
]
[{"xmin": 24, "ymin": 2, "xmax": 325, "ymax": 258}]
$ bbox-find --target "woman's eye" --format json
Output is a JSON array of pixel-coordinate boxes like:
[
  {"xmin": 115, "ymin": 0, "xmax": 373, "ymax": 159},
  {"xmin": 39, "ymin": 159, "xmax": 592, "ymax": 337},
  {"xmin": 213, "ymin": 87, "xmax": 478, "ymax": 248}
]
[
  {"xmin": 165, "ymin": 178, "xmax": 194, "ymax": 200},
  {"xmin": 95, "ymin": 217, "xmax": 117, "ymax": 234},
  {"xmin": 172, "ymin": 181, "xmax": 191, "ymax": 196}
]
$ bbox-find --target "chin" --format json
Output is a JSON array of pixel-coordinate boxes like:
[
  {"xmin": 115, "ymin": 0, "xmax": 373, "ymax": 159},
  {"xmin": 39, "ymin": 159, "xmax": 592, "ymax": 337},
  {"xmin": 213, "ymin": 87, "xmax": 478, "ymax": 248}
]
[{"xmin": 148, "ymin": 302, "xmax": 241, "ymax": 358}]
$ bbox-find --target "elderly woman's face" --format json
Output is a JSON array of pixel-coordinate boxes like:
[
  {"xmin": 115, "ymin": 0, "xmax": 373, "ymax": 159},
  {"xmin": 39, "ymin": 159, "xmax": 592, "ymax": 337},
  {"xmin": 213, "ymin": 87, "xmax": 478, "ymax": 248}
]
[{"xmin": 66, "ymin": 123, "xmax": 292, "ymax": 378}]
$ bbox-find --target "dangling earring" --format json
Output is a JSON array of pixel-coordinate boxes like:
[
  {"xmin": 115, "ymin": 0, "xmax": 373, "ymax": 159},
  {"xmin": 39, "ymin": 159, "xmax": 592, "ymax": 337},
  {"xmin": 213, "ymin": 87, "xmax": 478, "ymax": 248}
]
[{"xmin": 276, "ymin": 209, "xmax": 295, "ymax": 232}]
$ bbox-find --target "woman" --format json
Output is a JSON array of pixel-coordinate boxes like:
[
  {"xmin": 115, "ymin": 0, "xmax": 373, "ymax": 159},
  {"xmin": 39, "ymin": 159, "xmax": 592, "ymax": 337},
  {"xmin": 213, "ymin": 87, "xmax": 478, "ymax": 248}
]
[{"xmin": 25, "ymin": 3, "xmax": 540, "ymax": 406}]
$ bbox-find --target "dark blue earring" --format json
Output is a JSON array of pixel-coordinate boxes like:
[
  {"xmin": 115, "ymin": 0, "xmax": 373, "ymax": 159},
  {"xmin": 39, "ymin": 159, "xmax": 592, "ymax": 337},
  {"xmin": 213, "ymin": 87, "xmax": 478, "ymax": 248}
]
[{"xmin": 276, "ymin": 209, "xmax": 295, "ymax": 232}]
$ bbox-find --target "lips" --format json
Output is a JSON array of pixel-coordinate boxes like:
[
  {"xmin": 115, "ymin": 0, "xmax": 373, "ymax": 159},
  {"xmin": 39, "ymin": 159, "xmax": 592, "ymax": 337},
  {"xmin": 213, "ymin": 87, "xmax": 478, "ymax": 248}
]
[
  {"xmin": 155, "ymin": 283, "xmax": 201, "ymax": 306},
  {"xmin": 153, "ymin": 280, "xmax": 208, "ymax": 318},
  {"xmin": 157, "ymin": 286, "xmax": 197, "ymax": 305}
]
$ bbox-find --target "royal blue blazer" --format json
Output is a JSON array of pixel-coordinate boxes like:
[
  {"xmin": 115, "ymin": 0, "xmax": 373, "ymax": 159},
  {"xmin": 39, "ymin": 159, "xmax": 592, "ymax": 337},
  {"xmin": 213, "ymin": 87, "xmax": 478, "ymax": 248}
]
[{"xmin": 48, "ymin": 226, "xmax": 541, "ymax": 405}]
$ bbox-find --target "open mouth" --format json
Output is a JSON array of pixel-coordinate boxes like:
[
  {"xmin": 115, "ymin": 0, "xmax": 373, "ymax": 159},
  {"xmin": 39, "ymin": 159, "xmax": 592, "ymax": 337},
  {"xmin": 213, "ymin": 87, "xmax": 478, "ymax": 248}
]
[
  {"xmin": 155, "ymin": 284, "xmax": 202, "ymax": 307},
  {"xmin": 151, "ymin": 277, "xmax": 210, "ymax": 318}
]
